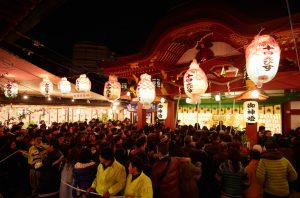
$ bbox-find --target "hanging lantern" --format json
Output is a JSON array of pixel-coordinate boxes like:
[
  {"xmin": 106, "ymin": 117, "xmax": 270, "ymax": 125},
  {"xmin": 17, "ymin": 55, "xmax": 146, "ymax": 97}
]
[
  {"xmin": 243, "ymin": 101, "xmax": 259, "ymax": 123},
  {"xmin": 4, "ymin": 81, "xmax": 18, "ymax": 98},
  {"xmin": 40, "ymin": 77, "xmax": 53, "ymax": 96},
  {"xmin": 157, "ymin": 103, "xmax": 168, "ymax": 120},
  {"xmin": 76, "ymin": 74, "xmax": 91, "ymax": 92},
  {"xmin": 246, "ymin": 35, "xmax": 281, "ymax": 88},
  {"xmin": 103, "ymin": 75, "xmax": 121, "ymax": 101},
  {"xmin": 58, "ymin": 77, "xmax": 71, "ymax": 94},
  {"xmin": 136, "ymin": 73, "xmax": 156, "ymax": 109},
  {"xmin": 183, "ymin": 59, "xmax": 208, "ymax": 104}
]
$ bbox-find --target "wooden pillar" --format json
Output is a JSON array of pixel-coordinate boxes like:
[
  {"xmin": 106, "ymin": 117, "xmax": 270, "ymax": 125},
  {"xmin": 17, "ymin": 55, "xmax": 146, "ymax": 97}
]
[
  {"xmin": 137, "ymin": 103, "xmax": 146, "ymax": 129},
  {"xmin": 282, "ymin": 102, "xmax": 291, "ymax": 135},
  {"xmin": 246, "ymin": 122, "xmax": 257, "ymax": 147},
  {"xmin": 165, "ymin": 101, "xmax": 175, "ymax": 130}
]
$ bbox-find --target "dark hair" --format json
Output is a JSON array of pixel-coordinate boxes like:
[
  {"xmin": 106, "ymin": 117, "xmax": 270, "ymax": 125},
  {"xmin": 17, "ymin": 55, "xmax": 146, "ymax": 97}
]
[
  {"xmin": 66, "ymin": 148, "xmax": 80, "ymax": 168},
  {"xmin": 265, "ymin": 141, "xmax": 278, "ymax": 150},
  {"xmin": 100, "ymin": 147, "xmax": 114, "ymax": 161},
  {"xmin": 130, "ymin": 156, "xmax": 143, "ymax": 172},
  {"xmin": 136, "ymin": 136, "xmax": 147, "ymax": 148},
  {"xmin": 158, "ymin": 142, "xmax": 169, "ymax": 155},
  {"xmin": 250, "ymin": 150, "xmax": 261, "ymax": 160},
  {"xmin": 49, "ymin": 139, "xmax": 60, "ymax": 149},
  {"xmin": 79, "ymin": 148, "xmax": 92, "ymax": 163},
  {"xmin": 228, "ymin": 147, "xmax": 241, "ymax": 173}
]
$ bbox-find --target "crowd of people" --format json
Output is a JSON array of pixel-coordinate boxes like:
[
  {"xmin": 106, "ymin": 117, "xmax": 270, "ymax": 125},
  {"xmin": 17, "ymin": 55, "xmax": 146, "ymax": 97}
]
[{"xmin": 0, "ymin": 118, "xmax": 300, "ymax": 198}]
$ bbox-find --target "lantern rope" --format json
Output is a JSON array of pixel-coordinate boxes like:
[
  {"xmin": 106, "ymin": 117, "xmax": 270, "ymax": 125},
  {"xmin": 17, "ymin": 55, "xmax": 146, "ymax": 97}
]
[
  {"xmin": 285, "ymin": 0, "xmax": 300, "ymax": 71},
  {"xmin": 175, "ymin": 87, "xmax": 182, "ymax": 127}
]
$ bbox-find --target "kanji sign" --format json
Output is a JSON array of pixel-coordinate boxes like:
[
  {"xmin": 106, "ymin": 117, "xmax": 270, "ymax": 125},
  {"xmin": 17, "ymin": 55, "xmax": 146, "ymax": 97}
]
[{"xmin": 243, "ymin": 101, "xmax": 258, "ymax": 123}]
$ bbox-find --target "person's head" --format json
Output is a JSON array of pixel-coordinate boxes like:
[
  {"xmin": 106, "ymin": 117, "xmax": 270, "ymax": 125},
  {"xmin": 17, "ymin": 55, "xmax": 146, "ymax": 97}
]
[
  {"xmin": 66, "ymin": 148, "xmax": 80, "ymax": 166},
  {"xmin": 265, "ymin": 141, "xmax": 278, "ymax": 150},
  {"xmin": 99, "ymin": 147, "xmax": 114, "ymax": 165},
  {"xmin": 250, "ymin": 150, "xmax": 261, "ymax": 160},
  {"xmin": 88, "ymin": 133, "xmax": 96, "ymax": 142},
  {"xmin": 56, "ymin": 133, "xmax": 64, "ymax": 145},
  {"xmin": 211, "ymin": 133, "xmax": 220, "ymax": 143},
  {"xmin": 79, "ymin": 148, "xmax": 92, "ymax": 163},
  {"xmin": 265, "ymin": 130, "xmax": 272, "ymax": 137},
  {"xmin": 128, "ymin": 156, "xmax": 143, "ymax": 175},
  {"xmin": 136, "ymin": 136, "xmax": 147, "ymax": 150},
  {"xmin": 184, "ymin": 135, "xmax": 192, "ymax": 145},
  {"xmin": 33, "ymin": 132, "xmax": 42, "ymax": 145},
  {"xmin": 157, "ymin": 142, "xmax": 169, "ymax": 156},
  {"xmin": 48, "ymin": 139, "xmax": 59, "ymax": 152}
]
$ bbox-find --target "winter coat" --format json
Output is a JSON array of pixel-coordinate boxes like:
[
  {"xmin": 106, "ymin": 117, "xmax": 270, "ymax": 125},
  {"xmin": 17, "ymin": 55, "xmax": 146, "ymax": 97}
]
[
  {"xmin": 91, "ymin": 159, "xmax": 126, "ymax": 196},
  {"xmin": 73, "ymin": 161, "xmax": 97, "ymax": 196},
  {"xmin": 124, "ymin": 172, "xmax": 153, "ymax": 198},
  {"xmin": 244, "ymin": 159, "xmax": 263, "ymax": 198},
  {"xmin": 216, "ymin": 160, "xmax": 249, "ymax": 198},
  {"xmin": 178, "ymin": 158, "xmax": 202, "ymax": 198},
  {"xmin": 256, "ymin": 150, "xmax": 298, "ymax": 197},
  {"xmin": 38, "ymin": 149, "xmax": 63, "ymax": 197},
  {"xmin": 151, "ymin": 156, "xmax": 180, "ymax": 198}
]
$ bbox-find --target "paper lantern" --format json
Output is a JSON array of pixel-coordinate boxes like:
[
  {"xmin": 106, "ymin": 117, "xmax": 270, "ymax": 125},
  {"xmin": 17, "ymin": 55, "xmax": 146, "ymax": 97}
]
[
  {"xmin": 58, "ymin": 77, "xmax": 71, "ymax": 94},
  {"xmin": 4, "ymin": 81, "xmax": 18, "ymax": 98},
  {"xmin": 76, "ymin": 74, "xmax": 91, "ymax": 92},
  {"xmin": 243, "ymin": 101, "xmax": 259, "ymax": 123},
  {"xmin": 103, "ymin": 75, "xmax": 121, "ymax": 101},
  {"xmin": 246, "ymin": 35, "xmax": 281, "ymax": 88},
  {"xmin": 40, "ymin": 77, "xmax": 53, "ymax": 96},
  {"xmin": 136, "ymin": 73, "xmax": 156, "ymax": 109},
  {"xmin": 184, "ymin": 59, "xmax": 208, "ymax": 104},
  {"xmin": 157, "ymin": 103, "xmax": 168, "ymax": 120}
]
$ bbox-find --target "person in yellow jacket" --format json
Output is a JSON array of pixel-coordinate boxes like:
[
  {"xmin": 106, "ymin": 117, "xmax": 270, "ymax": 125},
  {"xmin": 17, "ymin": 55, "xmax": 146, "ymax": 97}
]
[
  {"xmin": 124, "ymin": 156, "xmax": 153, "ymax": 198},
  {"xmin": 87, "ymin": 147, "xmax": 126, "ymax": 198}
]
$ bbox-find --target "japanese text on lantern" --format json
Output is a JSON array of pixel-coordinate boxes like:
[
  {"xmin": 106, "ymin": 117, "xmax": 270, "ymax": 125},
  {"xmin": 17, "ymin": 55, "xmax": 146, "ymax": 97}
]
[
  {"xmin": 185, "ymin": 73, "xmax": 194, "ymax": 93},
  {"xmin": 262, "ymin": 45, "xmax": 274, "ymax": 71},
  {"xmin": 243, "ymin": 101, "xmax": 259, "ymax": 123}
]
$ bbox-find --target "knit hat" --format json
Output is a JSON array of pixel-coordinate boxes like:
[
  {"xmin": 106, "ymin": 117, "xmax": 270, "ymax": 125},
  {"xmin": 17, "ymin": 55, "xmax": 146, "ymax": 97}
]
[{"xmin": 252, "ymin": 144, "xmax": 262, "ymax": 153}]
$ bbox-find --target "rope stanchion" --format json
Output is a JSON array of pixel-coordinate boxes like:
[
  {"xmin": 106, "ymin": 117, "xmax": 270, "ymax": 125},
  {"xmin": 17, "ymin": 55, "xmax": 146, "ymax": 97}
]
[
  {"xmin": 0, "ymin": 150, "xmax": 19, "ymax": 164},
  {"xmin": 60, "ymin": 180, "xmax": 124, "ymax": 198}
]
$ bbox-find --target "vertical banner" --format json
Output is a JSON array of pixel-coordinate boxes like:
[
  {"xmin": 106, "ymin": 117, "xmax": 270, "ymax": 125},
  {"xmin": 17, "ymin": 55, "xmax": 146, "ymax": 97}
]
[
  {"xmin": 243, "ymin": 101, "xmax": 259, "ymax": 123},
  {"xmin": 157, "ymin": 103, "xmax": 168, "ymax": 120}
]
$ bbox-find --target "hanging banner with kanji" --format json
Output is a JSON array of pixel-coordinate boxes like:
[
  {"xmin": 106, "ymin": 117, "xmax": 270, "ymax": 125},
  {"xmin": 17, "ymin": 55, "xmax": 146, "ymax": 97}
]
[
  {"xmin": 157, "ymin": 103, "xmax": 168, "ymax": 120},
  {"xmin": 243, "ymin": 101, "xmax": 259, "ymax": 123}
]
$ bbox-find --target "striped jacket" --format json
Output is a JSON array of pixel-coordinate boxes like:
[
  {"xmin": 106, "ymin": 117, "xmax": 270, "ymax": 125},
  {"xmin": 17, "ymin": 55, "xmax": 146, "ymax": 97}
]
[{"xmin": 256, "ymin": 150, "xmax": 298, "ymax": 197}]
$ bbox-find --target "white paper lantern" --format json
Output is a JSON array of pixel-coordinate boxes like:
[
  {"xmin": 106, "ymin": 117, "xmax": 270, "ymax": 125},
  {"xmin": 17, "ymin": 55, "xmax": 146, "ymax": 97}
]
[
  {"xmin": 157, "ymin": 103, "xmax": 168, "ymax": 120},
  {"xmin": 76, "ymin": 74, "xmax": 91, "ymax": 92},
  {"xmin": 4, "ymin": 81, "xmax": 18, "ymax": 98},
  {"xmin": 40, "ymin": 77, "xmax": 53, "ymax": 96},
  {"xmin": 246, "ymin": 35, "xmax": 281, "ymax": 88},
  {"xmin": 184, "ymin": 59, "xmax": 208, "ymax": 104},
  {"xmin": 103, "ymin": 75, "xmax": 121, "ymax": 101},
  {"xmin": 136, "ymin": 73, "xmax": 156, "ymax": 109},
  {"xmin": 243, "ymin": 101, "xmax": 259, "ymax": 123},
  {"xmin": 58, "ymin": 77, "xmax": 71, "ymax": 94}
]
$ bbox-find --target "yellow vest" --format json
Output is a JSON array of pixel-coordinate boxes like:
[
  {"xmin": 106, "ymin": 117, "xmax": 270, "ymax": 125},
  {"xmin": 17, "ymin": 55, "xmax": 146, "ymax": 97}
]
[
  {"xmin": 91, "ymin": 160, "xmax": 126, "ymax": 195},
  {"xmin": 124, "ymin": 172, "xmax": 153, "ymax": 198}
]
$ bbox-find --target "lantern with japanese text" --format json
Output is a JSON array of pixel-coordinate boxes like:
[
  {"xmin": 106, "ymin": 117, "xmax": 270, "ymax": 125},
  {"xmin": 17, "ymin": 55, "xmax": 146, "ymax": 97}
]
[
  {"xmin": 40, "ymin": 77, "xmax": 53, "ymax": 96},
  {"xmin": 157, "ymin": 103, "xmax": 168, "ymax": 120},
  {"xmin": 103, "ymin": 75, "xmax": 121, "ymax": 101},
  {"xmin": 243, "ymin": 101, "xmax": 259, "ymax": 123},
  {"xmin": 136, "ymin": 73, "xmax": 156, "ymax": 109},
  {"xmin": 4, "ymin": 81, "xmax": 18, "ymax": 98},
  {"xmin": 58, "ymin": 77, "xmax": 71, "ymax": 94},
  {"xmin": 246, "ymin": 35, "xmax": 281, "ymax": 88},
  {"xmin": 184, "ymin": 59, "xmax": 208, "ymax": 104},
  {"xmin": 76, "ymin": 74, "xmax": 91, "ymax": 92}
]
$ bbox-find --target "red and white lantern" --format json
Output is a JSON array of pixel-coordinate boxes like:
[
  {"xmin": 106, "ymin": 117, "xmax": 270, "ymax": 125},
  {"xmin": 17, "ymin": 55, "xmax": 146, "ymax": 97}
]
[
  {"xmin": 103, "ymin": 75, "xmax": 121, "ymax": 101},
  {"xmin": 58, "ymin": 77, "xmax": 71, "ymax": 94},
  {"xmin": 246, "ymin": 35, "xmax": 281, "ymax": 88},
  {"xmin": 136, "ymin": 73, "xmax": 156, "ymax": 109},
  {"xmin": 4, "ymin": 81, "xmax": 18, "ymax": 98},
  {"xmin": 40, "ymin": 77, "xmax": 53, "ymax": 96},
  {"xmin": 76, "ymin": 74, "xmax": 91, "ymax": 92},
  {"xmin": 184, "ymin": 59, "xmax": 208, "ymax": 104}
]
